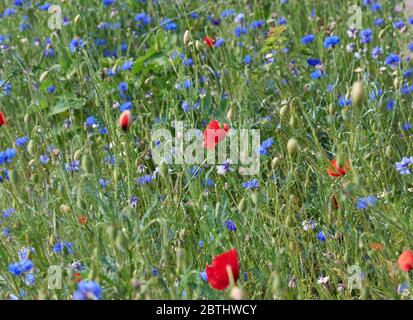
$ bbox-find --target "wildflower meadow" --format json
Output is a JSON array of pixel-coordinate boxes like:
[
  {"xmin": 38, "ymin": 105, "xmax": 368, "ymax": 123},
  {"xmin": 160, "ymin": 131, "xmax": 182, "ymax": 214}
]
[{"xmin": 1, "ymin": 0, "xmax": 413, "ymax": 302}]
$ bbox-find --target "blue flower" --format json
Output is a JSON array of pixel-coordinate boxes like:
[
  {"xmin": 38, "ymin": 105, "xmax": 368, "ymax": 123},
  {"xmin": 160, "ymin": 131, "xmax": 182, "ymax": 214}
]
[
  {"xmin": 152, "ymin": 267, "xmax": 158, "ymax": 277},
  {"xmin": 393, "ymin": 19, "xmax": 405, "ymax": 29},
  {"xmin": 323, "ymin": 35, "xmax": 340, "ymax": 48},
  {"xmin": 214, "ymin": 38, "xmax": 225, "ymax": 47},
  {"xmin": 69, "ymin": 38, "xmax": 83, "ymax": 53},
  {"xmin": 311, "ymin": 69, "xmax": 324, "ymax": 79},
  {"xmin": 372, "ymin": 47, "xmax": 382, "ymax": 60},
  {"xmin": 301, "ymin": 34, "xmax": 315, "ymax": 45},
  {"xmin": 356, "ymin": 195, "xmax": 378, "ymax": 209},
  {"xmin": 242, "ymin": 179, "xmax": 258, "ymax": 190},
  {"xmin": 135, "ymin": 13, "xmax": 151, "ymax": 26},
  {"xmin": 374, "ymin": 18, "xmax": 384, "ymax": 26},
  {"xmin": 395, "ymin": 157, "xmax": 413, "ymax": 175},
  {"xmin": 3, "ymin": 208, "xmax": 15, "ymax": 219},
  {"xmin": 161, "ymin": 18, "xmax": 177, "ymax": 31},
  {"xmin": 386, "ymin": 99, "xmax": 395, "ymax": 111},
  {"xmin": 200, "ymin": 271, "xmax": 208, "ymax": 282},
  {"xmin": 307, "ymin": 58, "xmax": 321, "ymax": 66},
  {"xmin": 244, "ymin": 55, "xmax": 252, "ymax": 65},
  {"xmin": 317, "ymin": 231, "xmax": 326, "ymax": 242},
  {"xmin": 121, "ymin": 61, "xmax": 134, "ymax": 71},
  {"xmin": 249, "ymin": 20, "xmax": 265, "ymax": 30},
  {"xmin": 384, "ymin": 53, "xmax": 401, "ymax": 66},
  {"xmin": 256, "ymin": 137, "xmax": 274, "ymax": 155},
  {"xmin": 53, "ymin": 241, "xmax": 74, "ymax": 255},
  {"xmin": 402, "ymin": 122, "xmax": 411, "ymax": 131},
  {"xmin": 137, "ymin": 175, "xmax": 152, "ymax": 186},
  {"xmin": 234, "ymin": 26, "xmax": 247, "ymax": 37},
  {"xmin": 39, "ymin": 154, "xmax": 50, "ymax": 165},
  {"xmin": 120, "ymin": 101, "xmax": 133, "ymax": 112},
  {"xmin": 118, "ymin": 82, "xmax": 127, "ymax": 92},
  {"xmin": 47, "ymin": 85, "xmax": 55, "ymax": 93},
  {"xmin": 15, "ymin": 136, "xmax": 29, "ymax": 147},
  {"xmin": 85, "ymin": 116, "xmax": 97, "ymax": 127},
  {"xmin": 338, "ymin": 96, "xmax": 352, "ymax": 107},
  {"xmin": 103, "ymin": 0, "xmax": 115, "ymax": 5},
  {"xmin": 221, "ymin": 9, "xmax": 235, "ymax": 18},
  {"xmin": 360, "ymin": 29, "xmax": 372, "ymax": 44},
  {"xmin": 224, "ymin": 220, "xmax": 237, "ymax": 232},
  {"xmin": 73, "ymin": 281, "xmax": 102, "ymax": 300}
]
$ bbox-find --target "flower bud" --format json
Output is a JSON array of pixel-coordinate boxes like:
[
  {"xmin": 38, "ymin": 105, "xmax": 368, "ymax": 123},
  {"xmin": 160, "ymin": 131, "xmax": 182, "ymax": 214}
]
[
  {"xmin": 183, "ymin": 29, "xmax": 191, "ymax": 46},
  {"xmin": 74, "ymin": 14, "xmax": 81, "ymax": 24},
  {"xmin": 287, "ymin": 138, "xmax": 299, "ymax": 156},
  {"xmin": 119, "ymin": 110, "xmax": 132, "ymax": 131},
  {"xmin": 351, "ymin": 81, "xmax": 365, "ymax": 107},
  {"xmin": 59, "ymin": 204, "xmax": 72, "ymax": 214},
  {"xmin": 195, "ymin": 40, "xmax": 202, "ymax": 51},
  {"xmin": 227, "ymin": 107, "xmax": 234, "ymax": 121},
  {"xmin": 39, "ymin": 71, "xmax": 48, "ymax": 83},
  {"xmin": 238, "ymin": 198, "xmax": 247, "ymax": 213}
]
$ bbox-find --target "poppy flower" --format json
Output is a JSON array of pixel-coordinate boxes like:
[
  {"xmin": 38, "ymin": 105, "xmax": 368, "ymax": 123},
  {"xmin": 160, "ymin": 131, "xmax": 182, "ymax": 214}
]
[
  {"xmin": 79, "ymin": 214, "xmax": 87, "ymax": 225},
  {"xmin": 203, "ymin": 120, "xmax": 229, "ymax": 149},
  {"xmin": 327, "ymin": 159, "xmax": 350, "ymax": 177},
  {"xmin": 119, "ymin": 110, "xmax": 132, "ymax": 131},
  {"xmin": 398, "ymin": 250, "xmax": 413, "ymax": 272},
  {"xmin": 206, "ymin": 249, "xmax": 239, "ymax": 290},
  {"xmin": 0, "ymin": 112, "xmax": 6, "ymax": 126},
  {"xmin": 203, "ymin": 36, "xmax": 215, "ymax": 48}
]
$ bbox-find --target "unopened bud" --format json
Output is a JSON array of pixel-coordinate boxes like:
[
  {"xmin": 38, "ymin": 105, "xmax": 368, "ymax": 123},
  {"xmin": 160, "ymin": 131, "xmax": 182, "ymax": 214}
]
[
  {"xmin": 183, "ymin": 30, "xmax": 191, "ymax": 46},
  {"xmin": 74, "ymin": 14, "xmax": 81, "ymax": 24},
  {"xmin": 287, "ymin": 138, "xmax": 299, "ymax": 156},
  {"xmin": 351, "ymin": 81, "xmax": 365, "ymax": 107}
]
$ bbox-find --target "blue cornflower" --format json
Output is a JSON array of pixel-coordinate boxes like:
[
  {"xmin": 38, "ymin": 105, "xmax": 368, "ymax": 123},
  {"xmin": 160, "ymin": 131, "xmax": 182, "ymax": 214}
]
[
  {"xmin": 221, "ymin": 9, "xmax": 235, "ymax": 18},
  {"xmin": 402, "ymin": 122, "xmax": 411, "ymax": 131},
  {"xmin": 224, "ymin": 220, "xmax": 237, "ymax": 232},
  {"xmin": 161, "ymin": 18, "xmax": 177, "ymax": 31},
  {"xmin": 47, "ymin": 85, "xmax": 55, "ymax": 93},
  {"xmin": 301, "ymin": 34, "xmax": 315, "ymax": 45},
  {"xmin": 214, "ymin": 38, "xmax": 225, "ymax": 47},
  {"xmin": 278, "ymin": 17, "xmax": 286, "ymax": 25},
  {"xmin": 409, "ymin": 43, "xmax": 413, "ymax": 52},
  {"xmin": 181, "ymin": 101, "xmax": 189, "ymax": 112},
  {"xmin": 372, "ymin": 47, "xmax": 382, "ymax": 60},
  {"xmin": 118, "ymin": 82, "xmax": 127, "ymax": 92},
  {"xmin": 311, "ymin": 69, "xmax": 324, "ymax": 79},
  {"xmin": 53, "ymin": 241, "xmax": 74, "ymax": 255},
  {"xmin": 182, "ymin": 79, "xmax": 191, "ymax": 89},
  {"xmin": 39, "ymin": 154, "xmax": 50, "ymax": 165},
  {"xmin": 393, "ymin": 19, "xmax": 405, "ymax": 29},
  {"xmin": 44, "ymin": 47, "xmax": 54, "ymax": 58},
  {"xmin": 152, "ymin": 267, "xmax": 158, "ymax": 277},
  {"xmin": 137, "ymin": 175, "xmax": 152, "ymax": 186},
  {"xmin": 73, "ymin": 281, "xmax": 102, "ymax": 300},
  {"xmin": 386, "ymin": 99, "xmax": 395, "ymax": 111},
  {"xmin": 404, "ymin": 69, "xmax": 413, "ymax": 78},
  {"xmin": 249, "ymin": 20, "xmax": 265, "ymax": 30},
  {"xmin": 200, "ymin": 271, "xmax": 208, "ymax": 282},
  {"xmin": 15, "ymin": 136, "xmax": 29, "ymax": 147},
  {"xmin": 356, "ymin": 196, "xmax": 378, "ymax": 209},
  {"xmin": 130, "ymin": 196, "xmax": 139, "ymax": 208},
  {"xmin": 234, "ymin": 26, "xmax": 247, "ymax": 37},
  {"xmin": 317, "ymin": 231, "xmax": 326, "ymax": 242},
  {"xmin": 120, "ymin": 101, "xmax": 133, "ymax": 112},
  {"xmin": 395, "ymin": 157, "xmax": 413, "ymax": 175},
  {"xmin": 25, "ymin": 273, "xmax": 35, "ymax": 286},
  {"xmin": 121, "ymin": 61, "xmax": 134, "ymax": 71},
  {"xmin": 135, "ymin": 13, "xmax": 150, "ymax": 26},
  {"xmin": 244, "ymin": 55, "xmax": 252, "ymax": 65},
  {"xmin": 99, "ymin": 178, "xmax": 110, "ymax": 188},
  {"xmin": 3, "ymin": 208, "xmax": 15, "ymax": 218},
  {"xmin": 323, "ymin": 35, "xmax": 340, "ymax": 48},
  {"xmin": 307, "ymin": 58, "xmax": 321, "ymax": 66},
  {"xmin": 256, "ymin": 137, "xmax": 274, "ymax": 155},
  {"xmin": 374, "ymin": 18, "xmax": 384, "ymax": 26},
  {"xmin": 360, "ymin": 29, "xmax": 372, "ymax": 44},
  {"xmin": 0, "ymin": 148, "xmax": 17, "ymax": 165},
  {"xmin": 69, "ymin": 38, "xmax": 83, "ymax": 53},
  {"xmin": 338, "ymin": 96, "xmax": 352, "ymax": 107},
  {"xmin": 85, "ymin": 116, "xmax": 97, "ymax": 127},
  {"xmin": 103, "ymin": 0, "xmax": 115, "ymax": 5},
  {"xmin": 384, "ymin": 53, "xmax": 401, "ymax": 66},
  {"xmin": 242, "ymin": 179, "xmax": 258, "ymax": 190}
]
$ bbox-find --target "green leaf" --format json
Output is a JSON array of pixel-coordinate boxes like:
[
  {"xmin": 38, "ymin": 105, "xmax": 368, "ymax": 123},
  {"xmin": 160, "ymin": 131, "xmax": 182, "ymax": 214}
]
[{"xmin": 49, "ymin": 95, "xmax": 87, "ymax": 116}]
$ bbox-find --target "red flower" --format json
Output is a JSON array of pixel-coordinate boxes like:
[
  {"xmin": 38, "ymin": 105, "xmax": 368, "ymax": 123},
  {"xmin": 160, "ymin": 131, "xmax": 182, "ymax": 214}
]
[
  {"xmin": 327, "ymin": 159, "xmax": 350, "ymax": 177},
  {"xmin": 398, "ymin": 250, "xmax": 413, "ymax": 272},
  {"xmin": 203, "ymin": 120, "xmax": 229, "ymax": 149},
  {"xmin": 119, "ymin": 110, "xmax": 132, "ymax": 131},
  {"xmin": 206, "ymin": 249, "xmax": 239, "ymax": 290},
  {"xmin": 79, "ymin": 214, "xmax": 87, "ymax": 225},
  {"xmin": 203, "ymin": 36, "xmax": 215, "ymax": 48},
  {"xmin": 0, "ymin": 112, "xmax": 6, "ymax": 126}
]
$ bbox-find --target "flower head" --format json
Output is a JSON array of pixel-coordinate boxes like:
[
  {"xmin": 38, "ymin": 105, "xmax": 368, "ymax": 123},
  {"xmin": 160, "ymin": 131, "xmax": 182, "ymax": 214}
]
[{"xmin": 206, "ymin": 249, "xmax": 240, "ymax": 290}]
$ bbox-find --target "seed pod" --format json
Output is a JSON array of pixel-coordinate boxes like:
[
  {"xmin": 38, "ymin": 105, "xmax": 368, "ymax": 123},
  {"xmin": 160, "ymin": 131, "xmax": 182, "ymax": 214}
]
[
  {"xmin": 27, "ymin": 140, "xmax": 36, "ymax": 156},
  {"xmin": 394, "ymin": 77, "xmax": 400, "ymax": 89},
  {"xmin": 287, "ymin": 138, "xmax": 299, "ymax": 156},
  {"xmin": 195, "ymin": 40, "xmax": 202, "ymax": 51},
  {"xmin": 271, "ymin": 156, "xmax": 281, "ymax": 168},
  {"xmin": 351, "ymin": 80, "xmax": 365, "ymax": 107},
  {"xmin": 251, "ymin": 191, "xmax": 258, "ymax": 205},
  {"xmin": 39, "ymin": 71, "xmax": 49, "ymax": 82},
  {"xmin": 289, "ymin": 115, "xmax": 298, "ymax": 128}
]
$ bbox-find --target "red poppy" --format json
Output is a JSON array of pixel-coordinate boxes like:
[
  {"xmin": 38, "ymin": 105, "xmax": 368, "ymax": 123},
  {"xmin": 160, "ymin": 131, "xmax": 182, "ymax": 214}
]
[
  {"xmin": 0, "ymin": 112, "xmax": 6, "ymax": 126},
  {"xmin": 206, "ymin": 249, "xmax": 239, "ymax": 290},
  {"xmin": 327, "ymin": 159, "xmax": 350, "ymax": 177},
  {"xmin": 119, "ymin": 110, "xmax": 132, "ymax": 131},
  {"xmin": 203, "ymin": 120, "xmax": 229, "ymax": 149},
  {"xmin": 398, "ymin": 250, "xmax": 413, "ymax": 272},
  {"xmin": 79, "ymin": 214, "xmax": 87, "ymax": 225},
  {"xmin": 203, "ymin": 36, "xmax": 215, "ymax": 48},
  {"xmin": 73, "ymin": 272, "xmax": 82, "ymax": 282}
]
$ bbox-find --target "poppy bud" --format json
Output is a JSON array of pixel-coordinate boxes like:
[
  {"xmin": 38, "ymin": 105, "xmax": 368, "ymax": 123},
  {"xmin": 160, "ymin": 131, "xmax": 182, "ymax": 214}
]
[
  {"xmin": 271, "ymin": 156, "xmax": 281, "ymax": 168},
  {"xmin": 74, "ymin": 14, "xmax": 81, "ymax": 24},
  {"xmin": 74, "ymin": 149, "xmax": 82, "ymax": 161},
  {"xmin": 27, "ymin": 140, "xmax": 36, "ymax": 156},
  {"xmin": 398, "ymin": 250, "xmax": 413, "ymax": 272},
  {"xmin": 230, "ymin": 286, "xmax": 244, "ymax": 300},
  {"xmin": 394, "ymin": 77, "xmax": 400, "ymax": 89},
  {"xmin": 159, "ymin": 161, "xmax": 169, "ymax": 178},
  {"xmin": 238, "ymin": 198, "xmax": 247, "ymax": 213},
  {"xmin": 81, "ymin": 154, "xmax": 93, "ymax": 173},
  {"xmin": 119, "ymin": 110, "xmax": 132, "ymax": 131},
  {"xmin": 59, "ymin": 204, "xmax": 72, "ymax": 214},
  {"xmin": 351, "ymin": 81, "xmax": 365, "ymax": 107},
  {"xmin": 0, "ymin": 112, "xmax": 6, "ymax": 126},
  {"xmin": 9, "ymin": 170, "xmax": 18, "ymax": 185},
  {"xmin": 227, "ymin": 107, "xmax": 234, "ymax": 121},
  {"xmin": 287, "ymin": 138, "xmax": 299, "ymax": 156},
  {"xmin": 39, "ymin": 71, "xmax": 49, "ymax": 83},
  {"xmin": 183, "ymin": 29, "xmax": 191, "ymax": 46},
  {"xmin": 195, "ymin": 40, "xmax": 202, "ymax": 51},
  {"xmin": 289, "ymin": 115, "xmax": 298, "ymax": 128}
]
